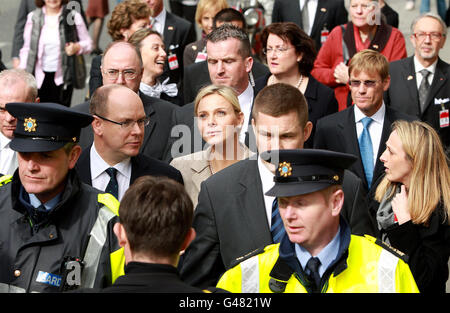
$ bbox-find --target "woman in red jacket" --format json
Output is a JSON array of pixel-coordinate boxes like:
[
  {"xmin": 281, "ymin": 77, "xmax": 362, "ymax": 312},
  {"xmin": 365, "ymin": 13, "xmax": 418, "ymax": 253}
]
[{"xmin": 312, "ymin": 0, "xmax": 407, "ymax": 111}]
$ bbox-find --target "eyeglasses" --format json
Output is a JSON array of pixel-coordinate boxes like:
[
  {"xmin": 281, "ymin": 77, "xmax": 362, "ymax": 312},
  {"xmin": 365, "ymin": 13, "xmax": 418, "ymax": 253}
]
[
  {"xmin": 102, "ymin": 69, "xmax": 139, "ymax": 81},
  {"xmin": 263, "ymin": 46, "xmax": 294, "ymax": 55},
  {"xmin": 94, "ymin": 114, "xmax": 150, "ymax": 129},
  {"xmin": 348, "ymin": 80, "xmax": 380, "ymax": 88},
  {"xmin": 413, "ymin": 32, "xmax": 445, "ymax": 41}
]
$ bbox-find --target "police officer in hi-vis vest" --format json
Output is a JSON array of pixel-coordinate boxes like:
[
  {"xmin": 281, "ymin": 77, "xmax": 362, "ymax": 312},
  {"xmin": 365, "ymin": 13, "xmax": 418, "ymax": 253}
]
[
  {"xmin": 0, "ymin": 102, "xmax": 124, "ymax": 293},
  {"xmin": 217, "ymin": 149, "xmax": 419, "ymax": 293}
]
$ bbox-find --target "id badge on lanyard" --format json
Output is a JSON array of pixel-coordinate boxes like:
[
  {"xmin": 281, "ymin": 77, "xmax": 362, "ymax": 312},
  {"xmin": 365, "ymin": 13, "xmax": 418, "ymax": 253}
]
[{"xmin": 168, "ymin": 53, "xmax": 179, "ymax": 70}]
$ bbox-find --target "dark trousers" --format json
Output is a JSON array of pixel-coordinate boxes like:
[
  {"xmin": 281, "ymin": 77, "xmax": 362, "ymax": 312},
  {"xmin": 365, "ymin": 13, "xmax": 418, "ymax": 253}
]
[{"xmin": 38, "ymin": 72, "xmax": 73, "ymax": 107}]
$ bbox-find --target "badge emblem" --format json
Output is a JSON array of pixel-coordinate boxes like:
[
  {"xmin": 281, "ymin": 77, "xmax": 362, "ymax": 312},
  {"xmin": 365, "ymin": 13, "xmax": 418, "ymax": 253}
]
[
  {"xmin": 24, "ymin": 117, "xmax": 37, "ymax": 132},
  {"xmin": 278, "ymin": 162, "xmax": 292, "ymax": 177},
  {"xmin": 333, "ymin": 175, "xmax": 339, "ymax": 182}
]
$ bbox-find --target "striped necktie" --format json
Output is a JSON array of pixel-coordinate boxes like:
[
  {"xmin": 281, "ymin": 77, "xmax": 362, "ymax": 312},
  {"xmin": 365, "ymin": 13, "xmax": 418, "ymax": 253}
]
[{"xmin": 271, "ymin": 198, "xmax": 286, "ymax": 243}]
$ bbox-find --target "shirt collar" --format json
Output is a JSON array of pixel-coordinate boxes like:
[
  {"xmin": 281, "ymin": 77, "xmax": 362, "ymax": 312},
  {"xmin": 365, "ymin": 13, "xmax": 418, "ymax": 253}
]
[
  {"xmin": 154, "ymin": 7, "xmax": 166, "ymax": 25},
  {"xmin": 90, "ymin": 144, "xmax": 132, "ymax": 180},
  {"xmin": 257, "ymin": 155, "xmax": 275, "ymax": 194},
  {"xmin": 29, "ymin": 192, "xmax": 62, "ymax": 211},
  {"xmin": 354, "ymin": 102, "xmax": 386, "ymax": 125},
  {"xmin": 237, "ymin": 81, "xmax": 253, "ymax": 106},
  {"xmin": 295, "ymin": 226, "xmax": 341, "ymax": 277},
  {"xmin": 413, "ymin": 55, "xmax": 438, "ymax": 75},
  {"xmin": 0, "ymin": 132, "xmax": 12, "ymax": 150}
]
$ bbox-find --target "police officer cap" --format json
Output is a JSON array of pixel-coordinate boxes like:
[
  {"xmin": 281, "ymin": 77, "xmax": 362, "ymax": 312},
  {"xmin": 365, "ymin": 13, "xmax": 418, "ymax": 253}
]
[
  {"xmin": 6, "ymin": 102, "xmax": 93, "ymax": 153},
  {"xmin": 263, "ymin": 149, "xmax": 357, "ymax": 197}
]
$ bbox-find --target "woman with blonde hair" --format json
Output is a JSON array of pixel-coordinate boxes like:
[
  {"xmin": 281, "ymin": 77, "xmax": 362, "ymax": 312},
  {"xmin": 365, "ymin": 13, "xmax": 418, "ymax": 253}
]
[
  {"xmin": 183, "ymin": 0, "xmax": 229, "ymax": 67},
  {"xmin": 170, "ymin": 85, "xmax": 252, "ymax": 207},
  {"xmin": 372, "ymin": 120, "xmax": 450, "ymax": 293}
]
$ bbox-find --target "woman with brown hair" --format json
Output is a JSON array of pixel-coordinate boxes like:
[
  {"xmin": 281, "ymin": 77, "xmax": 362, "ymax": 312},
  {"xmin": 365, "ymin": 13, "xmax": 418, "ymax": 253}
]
[
  {"xmin": 255, "ymin": 22, "xmax": 338, "ymax": 147},
  {"xmin": 372, "ymin": 120, "xmax": 450, "ymax": 293},
  {"xmin": 129, "ymin": 28, "xmax": 181, "ymax": 105}
]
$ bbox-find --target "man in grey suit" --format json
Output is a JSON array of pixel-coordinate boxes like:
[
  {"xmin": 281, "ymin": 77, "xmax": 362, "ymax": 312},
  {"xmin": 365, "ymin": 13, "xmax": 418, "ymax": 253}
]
[
  {"xmin": 74, "ymin": 41, "xmax": 176, "ymax": 161},
  {"xmin": 271, "ymin": 0, "xmax": 348, "ymax": 51},
  {"xmin": 384, "ymin": 13, "xmax": 449, "ymax": 155},
  {"xmin": 179, "ymin": 83, "xmax": 371, "ymax": 288}
]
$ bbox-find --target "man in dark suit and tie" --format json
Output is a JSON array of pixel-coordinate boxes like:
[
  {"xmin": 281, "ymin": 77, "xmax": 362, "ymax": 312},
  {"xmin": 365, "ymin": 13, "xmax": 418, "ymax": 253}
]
[
  {"xmin": 143, "ymin": 0, "xmax": 196, "ymax": 92},
  {"xmin": 75, "ymin": 84, "xmax": 182, "ymax": 201},
  {"xmin": 314, "ymin": 50, "xmax": 416, "ymax": 195},
  {"xmin": 271, "ymin": 0, "xmax": 348, "ymax": 51},
  {"xmin": 166, "ymin": 25, "xmax": 269, "ymax": 161},
  {"xmin": 179, "ymin": 83, "xmax": 371, "ymax": 288},
  {"xmin": 384, "ymin": 13, "xmax": 449, "ymax": 155},
  {"xmin": 73, "ymin": 41, "xmax": 177, "ymax": 161}
]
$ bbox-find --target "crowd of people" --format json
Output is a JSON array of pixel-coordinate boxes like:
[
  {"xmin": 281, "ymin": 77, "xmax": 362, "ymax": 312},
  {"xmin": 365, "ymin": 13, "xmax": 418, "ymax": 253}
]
[{"xmin": 0, "ymin": 0, "xmax": 449, "ymax": 295}]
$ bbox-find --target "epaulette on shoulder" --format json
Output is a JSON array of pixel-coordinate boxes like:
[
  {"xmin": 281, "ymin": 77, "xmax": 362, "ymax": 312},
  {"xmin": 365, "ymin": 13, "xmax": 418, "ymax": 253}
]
[
  {"xmin": 229, "ymin": 246, "xmax": 266, "ymax": 268},
  {"xmin": 364, "ymin": 234, "xmax": 409, "ymax": 263},
  {"xmin": 0, "ymin": 175, "xmax": 13, "ymax": 187}
]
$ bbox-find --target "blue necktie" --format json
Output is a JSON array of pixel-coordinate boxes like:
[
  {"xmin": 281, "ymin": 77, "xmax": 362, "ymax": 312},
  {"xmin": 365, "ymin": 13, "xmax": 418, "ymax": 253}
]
[
  {"xmin": 271, "ymin": 198, "xmax": 286, "ymax": 243},
  {"xmin": 105, "ymin": 167, "xmax": 119, "ymax": 199},
  {"xmin": 358, "ymin": 117, "xmax": 374, "ymax": 188}
]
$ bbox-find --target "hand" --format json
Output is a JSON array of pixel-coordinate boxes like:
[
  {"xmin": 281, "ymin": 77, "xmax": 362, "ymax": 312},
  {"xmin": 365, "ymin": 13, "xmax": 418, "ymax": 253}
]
[
  {"xmin": 391, "ymin": 185, "xmax": 411, "ymax": 225},
  {"xmin": 12, "ymin": 57, "xmax": 20, "ymax": 69},
  {"xmin": 334, "ymin": 62, "xmax": 349, "ymax": 84},
  {"xmin": 65, "ymin": 42, "xmax": 80, "ymax": 56}
]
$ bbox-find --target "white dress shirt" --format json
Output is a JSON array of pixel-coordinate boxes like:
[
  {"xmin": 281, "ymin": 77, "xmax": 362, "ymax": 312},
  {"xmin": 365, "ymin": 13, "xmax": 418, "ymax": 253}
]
[
  {"xmin": 258, "ymin": 156, "xmax": 276, "ymax": 228},
  {"xmin": 90, "ymin": 145, "xmax": 132, "ymax": 201},
  {"xmin": 0, "ymin": 132, "xmax": 18, "ymax": 175},
  {"xmin": 238, "ymin": 82, "xmax": 254, "ymax": 144},
  {"xmin": 354, "ymin": 103, "xmax": 386, "ymax": 168},
  {"xmin": 151, "ymin": 8, "xmax": 167, "ymax": 36},
  {"xmin": 413, "ymin": 56, "xmax": 437, "ymax": 90}
]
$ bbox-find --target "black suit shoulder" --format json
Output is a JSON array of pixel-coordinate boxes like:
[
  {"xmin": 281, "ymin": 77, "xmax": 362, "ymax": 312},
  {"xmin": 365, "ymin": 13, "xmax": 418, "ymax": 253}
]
[{"xmin": 133, "ymin": 153, "xmax": 183, "ymax": 185}]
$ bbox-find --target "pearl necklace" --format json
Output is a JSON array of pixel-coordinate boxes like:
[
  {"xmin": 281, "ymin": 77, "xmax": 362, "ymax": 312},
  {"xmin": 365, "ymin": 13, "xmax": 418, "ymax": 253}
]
[{"xmin": 269, "ymin": 74, "xmax": 303, "ymax": 89}]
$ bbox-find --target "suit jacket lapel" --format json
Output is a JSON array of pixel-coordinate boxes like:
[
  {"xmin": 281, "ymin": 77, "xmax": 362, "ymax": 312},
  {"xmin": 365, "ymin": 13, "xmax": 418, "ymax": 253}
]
[
  {"xmin": 140, "ymin": 94, "xmax": 157, "ymax": 152},
  {"xmin": 190, "ymin": 149, "xmax": 213, "ymax": 193},
  {"xmin": 424, "ymin": 58, "xmax": 448, "ymax": 114},
  {"xmin": 237, "ymin": 160, "xmax": 272, "ymax": 247},
  {"xmin": 340, "ymin": 107, "xmax": 367, "ymax": 186},
  {"xmin": 372, "ymin": 108, "xmax": 391, "ymax": 186},
  {"xmin": 76, "ymin": 146, "xmax": 93, "ymax": 185},
  {"xmin": 404, "ymin": 57, "xmax": 421, "ymax": 116},
  {"xmin": 163, "ymin": 13, "xmax": 176, "ymax": 51},
  {"xmin": 310, "ymin": 0, "xmax": 327, "ymax": 37}
]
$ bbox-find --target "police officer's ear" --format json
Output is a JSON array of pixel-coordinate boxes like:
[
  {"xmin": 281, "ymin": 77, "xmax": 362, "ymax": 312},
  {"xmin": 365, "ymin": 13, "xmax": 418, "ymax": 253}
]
[
  {"xmin": 329, "ymin": 187, "xmax": 344, "ymax": 217},
  {"xmin": 68, "ymin": 145, "xmax": 82, "ymax": 170},
  {"xmin": 113, "ymin": 222, "xmax": 128, "ymax": 248}
]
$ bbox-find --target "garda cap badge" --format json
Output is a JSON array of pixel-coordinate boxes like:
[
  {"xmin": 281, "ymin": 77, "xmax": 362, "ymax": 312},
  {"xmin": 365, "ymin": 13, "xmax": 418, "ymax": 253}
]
[
  {"xmin": 278, "ymin": 162, "xmax": 292, "ymax": 177},
  {"xmin": 24, "ymin": 117, "xmax": 37, "ymax": 132}
]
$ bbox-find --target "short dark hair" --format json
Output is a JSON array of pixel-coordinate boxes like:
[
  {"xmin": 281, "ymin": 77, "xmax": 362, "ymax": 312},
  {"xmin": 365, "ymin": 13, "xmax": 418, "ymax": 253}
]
[
  {"xmin": 213, "ymin": 8, "xmax": 247, "ymax": 30},
  {"xmin": 207, "ymin": 24, "xmax": 251, "ymax": 58},
  {"xmin": 35, "ymin": 0, "xmax": 68, "ymax": 8},
  {"xmin": 261, "ymin": 22, "xmax": 317, "ymax": 76},
  {"xmin": 253, "ymin": 83, "xmax": 309, "ymax": 127},
  {"xmin": 119, "ymin": 176, "xmax": 194, "ymax": 258}
]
